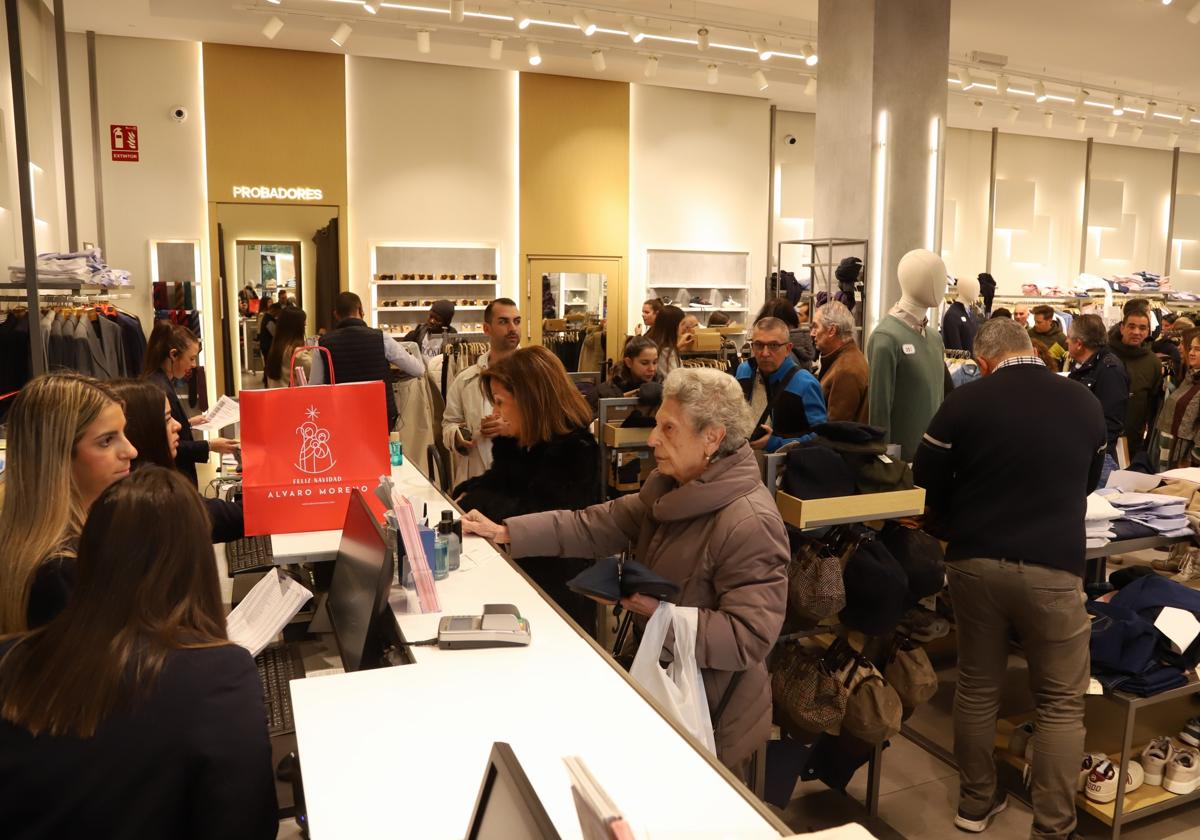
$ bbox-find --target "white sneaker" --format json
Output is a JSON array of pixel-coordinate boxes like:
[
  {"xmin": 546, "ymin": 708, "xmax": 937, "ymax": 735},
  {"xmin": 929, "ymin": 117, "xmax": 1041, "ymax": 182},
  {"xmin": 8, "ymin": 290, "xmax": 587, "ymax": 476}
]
[
  {"xmin": 1085, "ymin": 759, "xmax": 1144, "ymax": 803},
  {"xmin": 1140, "ymin": 737, "xmax": 1177, "ymax": 786},
  {"xmin": 1078, "ymin": 752, "xmax": 1108, "ymax": 791},
  {"xmin": 1163, "ymin": 748, "xmax": 1200, "ymax": 795}
]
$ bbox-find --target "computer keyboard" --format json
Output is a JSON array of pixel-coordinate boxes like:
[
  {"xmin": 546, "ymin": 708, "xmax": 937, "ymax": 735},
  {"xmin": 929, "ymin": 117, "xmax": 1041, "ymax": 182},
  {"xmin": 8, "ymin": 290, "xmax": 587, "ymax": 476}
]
[
  {"xmin": 225, "ymin": 535, "xmax": 274, "ymax": 576},
  {"xmin": 256, "ymin": 645, "xmax": 305, "ymax": 735}
]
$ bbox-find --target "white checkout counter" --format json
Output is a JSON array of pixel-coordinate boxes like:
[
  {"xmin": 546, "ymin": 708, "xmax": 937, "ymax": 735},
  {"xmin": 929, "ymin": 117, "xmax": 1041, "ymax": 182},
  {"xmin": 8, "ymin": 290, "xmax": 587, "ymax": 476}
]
[{"xmin": 288, "ymin": 461, "xmax": 872, "ymax": 840}]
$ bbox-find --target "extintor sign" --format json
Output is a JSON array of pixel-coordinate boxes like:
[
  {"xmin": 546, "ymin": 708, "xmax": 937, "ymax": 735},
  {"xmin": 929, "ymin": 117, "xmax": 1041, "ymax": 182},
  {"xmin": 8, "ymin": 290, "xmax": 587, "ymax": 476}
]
[{"xmin": 110, "ymin": 124, "xmax": 139, "ymax": 162}]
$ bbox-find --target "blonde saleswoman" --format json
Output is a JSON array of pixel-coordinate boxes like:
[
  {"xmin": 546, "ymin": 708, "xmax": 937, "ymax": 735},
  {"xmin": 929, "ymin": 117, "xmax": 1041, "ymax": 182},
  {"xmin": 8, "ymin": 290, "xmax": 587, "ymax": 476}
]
[{"xmin": 464, "ymin": 367, "xmax": 788, "ymax": 776}]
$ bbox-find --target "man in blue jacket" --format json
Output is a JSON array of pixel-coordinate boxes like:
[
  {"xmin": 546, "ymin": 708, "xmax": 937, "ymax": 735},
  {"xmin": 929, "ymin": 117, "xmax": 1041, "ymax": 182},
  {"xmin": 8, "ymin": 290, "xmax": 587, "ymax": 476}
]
[{"xmin": 736, "ymin": 317, "xmax": 828, "ymax": 452}]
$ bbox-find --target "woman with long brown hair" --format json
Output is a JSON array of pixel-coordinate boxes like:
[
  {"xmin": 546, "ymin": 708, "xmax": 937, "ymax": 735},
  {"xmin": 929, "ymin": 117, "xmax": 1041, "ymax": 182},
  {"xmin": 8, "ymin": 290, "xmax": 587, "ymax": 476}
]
[
  {"xmin": 0, "ymin": 467, "xmax": 277, "ymax": 837},
  {"xmin": 645, "ymin": 304, "xmax": 685, "ymax": 376},
  {"xmin": 454, "ymin": 345, "xmax": 601, "ymax": 633},
  {"xmin": 0, "ymin": 373, "xmax": 137, "ymax": 632},
  {"xmin": 143, "ymin": 321, "xmax": 238, "ymax": 485},
  {"xmin": 264, "ymin": 306, "xmax": 311, "ymax": 388},
  {"xmin": 109, "ymin": 379, "xmax": 245, "ymax": 544}
]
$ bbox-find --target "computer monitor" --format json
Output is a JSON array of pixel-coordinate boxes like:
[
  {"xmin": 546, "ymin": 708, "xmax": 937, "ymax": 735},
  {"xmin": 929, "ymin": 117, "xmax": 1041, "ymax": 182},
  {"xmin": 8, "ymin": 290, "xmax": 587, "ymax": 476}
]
[
  {"xmin": 325, "ymin": 489, "xmax": 396, "ymax": 672},
  {"xmin": 466, "ymin": 742, "xmax": 561, "ymax": 840}
]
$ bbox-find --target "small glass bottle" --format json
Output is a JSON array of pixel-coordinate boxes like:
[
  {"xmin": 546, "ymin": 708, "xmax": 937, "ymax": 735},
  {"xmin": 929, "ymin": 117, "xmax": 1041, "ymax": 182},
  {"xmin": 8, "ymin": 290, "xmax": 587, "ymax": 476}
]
[
  {"xmin": 440, "ymin": 510, "xmax": 461, "ymax": 572},
  {"xmin": 432, "ymin": 524, "xmax": 449, "ymax": 581},
  {"xmin": 389, "ymin": 432, "xmax": 404, "ymax": 466}
]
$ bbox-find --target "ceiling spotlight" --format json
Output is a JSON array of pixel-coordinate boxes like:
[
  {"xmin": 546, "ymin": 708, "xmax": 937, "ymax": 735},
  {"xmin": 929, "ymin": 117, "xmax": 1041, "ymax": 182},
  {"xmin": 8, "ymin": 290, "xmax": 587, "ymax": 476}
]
[
  {"xmin": 1043, "ymin": 112, "xmax": 1053, "ymax": 130},
  {"xmin": 1034, "ymin": 80, "xmax": 1048, "ymax": 103},
  {"xmin": 590, "ymin": 49, "xmax": 605, "ymax": 71},
  {"xmin": 526, "ymin": 41, "xmax": 541, "ymax": 65},
  {"xmin": 416, "ymin": 29, "xmax": 431, "ymax": 53},
  {"xmin": 1076, "ymin": 115, "xmax": 1087, "ymax": 134},
  {"xmin": 996, "ymin": 75, "xmax": 1009, "ymax": 96},
  {"xmin": 1074, "ymin": 88, "xmax": 1089, "ymax": 108},
  {"xmin": 1113, "ymin": 95, "xmax": 1125, "ymax": 116},
  {"xmin": 623, "ymin": 22, "xmax": 645, "ymax": 43},
  {"xmin": 363, "ymin": 1, "xmax": 377, "ymax": 13},
  {"xmin": 1189, "ymin": 1, "xmax": 1200, "ymax": 23},
  {"xmin": 1106, "ymin": 121, "xmax": 1119, "ymax": 138},
  {"xmin": 1131, "ymin": 124, "xmax": 1144, "ymax": 142},
  {"xmin": 262, "ymin": 15, "xmax": 284, "ymax": 39},
  {"xmin": 753, "ymin": 69, "xmax": 768, "ymax": 91},
  {"xmin": 1163, "ymin": 0, "xmax": 1174, "ymax": 5},
  {"xmin": 751, "ymin": 35, "xmax": 772, "ymax": 60},
  {"xmin": 572, "ymin": 11, "xmax": 596, "ymax": 36},
  {"xmin": 804, "ymin": 76, "xmax": 816, "ymax": 97},
  {"xmin": 697, "ymin": 28, "xmax": 710, "ymax": 50},
  {"xmin": 330, "ymin": 22, "xmax": 352, "ymax": 47},
  {"xmin": 1168, "ymin": 130, "xmax": 1180, "ymax": 147},
  {"xmin": 266, "ymin": 0, "xmax": 280, "ymax": 4},
  {"xmin": 1008, "ymin": 105, "xmax": 1020, "ymax": 123},
  {"xmin": 707, "ymin": 63, "xmax": 718, "ymax": 85},
  {"xmin": 644, "ymin": 56, "xmax": 659, "ymax": 78},
  {"xmin": 973, "ymin": 100, "xmax": 984, "ymax": 119},
  {"xmin": 803, "ymin": 43, "xmax": 818, "ymax": 66},
  {"xmin": 514, "ymin": 4, "xmax": 532, "ymax": 30},
  {"xmin": 449, "ymin": 0, "xmax": 463, "ymax": 22},
  {"xmin": 957, "ymin": 67, "xmax": 974, "ymax": 91},
  {"xmin": 488, "ymin": 37, "xmax": 504, "ymax": 60}
]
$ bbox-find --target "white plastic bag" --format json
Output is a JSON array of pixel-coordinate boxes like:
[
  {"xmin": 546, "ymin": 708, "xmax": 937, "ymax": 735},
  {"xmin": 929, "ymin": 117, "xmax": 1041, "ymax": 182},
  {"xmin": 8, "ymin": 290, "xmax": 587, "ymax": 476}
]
[{"xmin": 629, "ymin": 601, "xmax": 716, "ymax": 755}]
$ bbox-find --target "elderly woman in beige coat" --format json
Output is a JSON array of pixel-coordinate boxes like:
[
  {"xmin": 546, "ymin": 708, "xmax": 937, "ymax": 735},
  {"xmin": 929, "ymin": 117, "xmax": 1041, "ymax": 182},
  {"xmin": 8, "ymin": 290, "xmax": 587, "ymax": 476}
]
[{"xmin": 464, "ymin": 367, "xmax": 788, "ymax": 773}]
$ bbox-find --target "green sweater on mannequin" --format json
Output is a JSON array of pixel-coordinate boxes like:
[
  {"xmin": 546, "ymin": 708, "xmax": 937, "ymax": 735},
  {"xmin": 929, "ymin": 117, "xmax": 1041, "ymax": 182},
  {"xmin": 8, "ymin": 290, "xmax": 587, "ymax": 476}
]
[{"xmin": 866, "ymin": 314, "xmax": 946, "ymax": 461}]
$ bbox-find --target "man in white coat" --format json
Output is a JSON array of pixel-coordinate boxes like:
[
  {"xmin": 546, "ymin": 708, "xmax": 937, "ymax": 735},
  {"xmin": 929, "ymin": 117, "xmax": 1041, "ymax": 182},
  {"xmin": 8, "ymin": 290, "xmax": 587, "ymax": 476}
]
[{"xmin": 442, "ymin": 298, "xmax": 521, "ymax": 487}]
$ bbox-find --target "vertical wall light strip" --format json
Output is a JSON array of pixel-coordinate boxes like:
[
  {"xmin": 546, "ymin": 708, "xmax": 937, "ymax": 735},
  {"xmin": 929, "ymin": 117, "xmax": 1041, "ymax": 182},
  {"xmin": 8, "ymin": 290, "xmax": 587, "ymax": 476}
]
[
  {"xmin": 195, "ymin": 42, "xmax": 217, "ymax": 411},
  {"xmin": 510, "ymin": 70, "xmax": 520, "ymax": 308},
  {"xmin": 926, "ymin": 116, "xmax": 940, "ymax": 251},
  {"xmin": 868, "ymin": 109, "xmax": 889, "ymax": 333}
]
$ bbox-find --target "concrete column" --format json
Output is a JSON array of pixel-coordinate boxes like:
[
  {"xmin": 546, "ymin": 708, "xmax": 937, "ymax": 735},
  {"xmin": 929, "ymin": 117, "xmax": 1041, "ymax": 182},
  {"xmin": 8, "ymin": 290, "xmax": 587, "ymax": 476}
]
[{"xmin": 815, "ymin": 0, "xmax": 950, "ymax": 331}]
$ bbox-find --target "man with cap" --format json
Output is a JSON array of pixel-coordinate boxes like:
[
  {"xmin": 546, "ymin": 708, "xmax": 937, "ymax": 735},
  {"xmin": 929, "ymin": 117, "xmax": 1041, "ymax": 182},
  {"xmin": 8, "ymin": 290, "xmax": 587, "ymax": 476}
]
[
  {"xmin": 404, "ymin": 299, "xmax": 459, "ymax": 357},
  {"xmin": 913, "ymin": 318, "xmax": 1106, "ymax": 839},
  {"xmin": 311, "ymin": 291, "xmax": 424, "ymax": 432}
]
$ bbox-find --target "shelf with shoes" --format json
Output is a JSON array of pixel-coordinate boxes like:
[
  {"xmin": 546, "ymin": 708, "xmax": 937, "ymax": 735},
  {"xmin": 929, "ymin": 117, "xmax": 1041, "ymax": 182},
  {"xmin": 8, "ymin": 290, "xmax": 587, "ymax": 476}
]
[
  {"xmin": 992, "ymin": 675, "xmax": 1200, "ymax": 837},
  {"xmin": 369, "ymin": 243, "xmax": 500, "ymax": 330}
]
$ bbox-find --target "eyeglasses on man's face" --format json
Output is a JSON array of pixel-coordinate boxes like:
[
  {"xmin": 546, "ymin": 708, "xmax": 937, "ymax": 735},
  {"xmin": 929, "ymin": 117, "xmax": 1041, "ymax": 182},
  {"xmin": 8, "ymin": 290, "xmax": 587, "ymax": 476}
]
[{"xmin": 751, "ymin": 341, "xmax": 788, "ymax": 353}]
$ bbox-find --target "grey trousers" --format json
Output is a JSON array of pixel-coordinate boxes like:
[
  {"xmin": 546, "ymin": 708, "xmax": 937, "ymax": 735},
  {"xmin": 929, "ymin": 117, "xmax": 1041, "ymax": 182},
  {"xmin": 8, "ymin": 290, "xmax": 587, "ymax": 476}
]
[{"xmin": 947, "ymin": 557, "xmax": 1090, "ymax": 840}]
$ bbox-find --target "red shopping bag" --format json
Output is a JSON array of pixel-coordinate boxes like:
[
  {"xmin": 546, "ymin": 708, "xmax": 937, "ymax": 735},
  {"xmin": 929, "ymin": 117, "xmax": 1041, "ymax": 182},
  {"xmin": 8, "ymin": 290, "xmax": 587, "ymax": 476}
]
[{"xmin": 240, "ymin": 347, "xmax": 390, "ymax": 536}]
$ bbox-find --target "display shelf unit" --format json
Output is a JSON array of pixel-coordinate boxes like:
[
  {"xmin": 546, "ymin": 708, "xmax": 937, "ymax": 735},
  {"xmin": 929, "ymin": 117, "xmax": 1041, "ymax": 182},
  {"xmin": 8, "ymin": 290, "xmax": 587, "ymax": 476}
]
[
  {"xmin": 646, "ymin": 248, "xmax": 751, "ymax": 317},
  {"xmin": 369, "ymin": 243, "xmax": 499, "ymax": 335},
  {"xmin": 776, "ymin": 237, "xmax": 868, "ymax": 337},
  {"xmin": 995, "ymin": 675, "xmax": 1200, "ymax": 840},
  {"xmin": 544, "ymin": 272, "xmax": 604, "ymax": 319}
]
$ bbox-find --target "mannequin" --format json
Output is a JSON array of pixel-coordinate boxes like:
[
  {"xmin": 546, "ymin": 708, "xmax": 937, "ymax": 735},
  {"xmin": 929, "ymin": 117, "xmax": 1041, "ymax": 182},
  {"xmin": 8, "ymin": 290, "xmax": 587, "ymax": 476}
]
[
  {"xmin": 941, "ymin": 275, "xmax": 980, "ymax": 352},
  {"xmin": 866, "ymin": 249, "xmax": 948, "ymax": 460}
]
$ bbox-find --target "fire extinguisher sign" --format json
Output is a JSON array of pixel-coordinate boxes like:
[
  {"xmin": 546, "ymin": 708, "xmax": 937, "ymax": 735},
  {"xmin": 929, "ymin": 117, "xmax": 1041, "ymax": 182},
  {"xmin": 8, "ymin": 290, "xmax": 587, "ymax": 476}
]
[{"xmin": 110, "ymin": 124, "xmax": 139, "ymax": 162}]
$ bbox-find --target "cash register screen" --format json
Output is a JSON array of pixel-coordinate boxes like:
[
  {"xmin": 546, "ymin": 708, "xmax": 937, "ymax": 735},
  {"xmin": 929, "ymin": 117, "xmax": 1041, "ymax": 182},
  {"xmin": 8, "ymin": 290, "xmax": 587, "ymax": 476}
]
[
  {"xmin": 326, "ymin": 489, "xmax": 391, "ymax": 673},
  {"xmin": 466, "ymin": 743, "xmax": 560, "ymax": 840}
]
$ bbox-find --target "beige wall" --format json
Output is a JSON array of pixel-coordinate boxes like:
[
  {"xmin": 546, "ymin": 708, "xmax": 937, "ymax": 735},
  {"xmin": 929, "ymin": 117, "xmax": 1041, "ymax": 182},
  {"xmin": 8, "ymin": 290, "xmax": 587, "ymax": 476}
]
[
  {"xmin": 345, "ymin": 57, "xmax": 518, "ymax": 325},
  {"xmin": 202, "ymin": 44, "xmax": 348, "ymax": 394},
  {"xmin": 941, "ymin": 128, "xmax": 993, "ymax": 283},
  {"xmin": 520, "ymin": 73, "xmax": 628, "ymax": 350},
  {"xmin": 629, "ymin": 84, "xmax": 770, "ymax": 327}
]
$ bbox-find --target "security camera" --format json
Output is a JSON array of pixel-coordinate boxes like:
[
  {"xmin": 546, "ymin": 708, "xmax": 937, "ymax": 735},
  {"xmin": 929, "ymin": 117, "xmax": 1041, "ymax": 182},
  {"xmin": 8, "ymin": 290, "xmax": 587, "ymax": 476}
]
[
  {"xmin": 170, "ymin": 106, "xmax": 188, "ymax": 123},
  {"xmin": 784, "ymin": 134, "xmax": 797, "ymax": 145}
]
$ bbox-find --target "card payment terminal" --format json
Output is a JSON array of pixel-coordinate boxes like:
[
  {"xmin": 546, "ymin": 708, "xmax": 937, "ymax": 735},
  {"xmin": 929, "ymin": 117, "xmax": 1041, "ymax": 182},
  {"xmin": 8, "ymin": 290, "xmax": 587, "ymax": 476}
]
[{"xmin": 436, "ymin": 604, "xmax": 531, "ymax": 649}]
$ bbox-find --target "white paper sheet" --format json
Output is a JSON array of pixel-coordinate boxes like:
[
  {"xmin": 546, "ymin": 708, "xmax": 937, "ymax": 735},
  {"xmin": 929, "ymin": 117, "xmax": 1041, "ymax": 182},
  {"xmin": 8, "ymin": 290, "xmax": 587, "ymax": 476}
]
[
  {"xmin": 193, "ymin": 394, "xmax": 241, "ymax": 432},
  {"xmin": 1104, "ymin": 470, "xmax": 1164, "ymax": 492},
  {"xmin": 1156, "ymin": 467, "xmax": 1200, "ymax": 485},
  {"xmin": 226, "ymin": 569, "xmax": 313, "ymax": 656},
  {"xmin": 1155, "ymin": 606, "xmax": 1200, "ymax": 656}
]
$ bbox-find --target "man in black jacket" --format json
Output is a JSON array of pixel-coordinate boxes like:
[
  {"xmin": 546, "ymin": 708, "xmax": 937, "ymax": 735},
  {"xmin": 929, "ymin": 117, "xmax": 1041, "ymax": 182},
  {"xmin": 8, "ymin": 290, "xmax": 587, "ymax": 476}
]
[
  {"xmin": 312, "ymin": 292, "xmax": 424, "ymax": 431},
  {"xmin": 1067, "ymin": 313, "xmax": 1129, "ymax": 485},
  {"xmin": 913, "ymin": 318, "xmax": 1106, "ymax": 839}
]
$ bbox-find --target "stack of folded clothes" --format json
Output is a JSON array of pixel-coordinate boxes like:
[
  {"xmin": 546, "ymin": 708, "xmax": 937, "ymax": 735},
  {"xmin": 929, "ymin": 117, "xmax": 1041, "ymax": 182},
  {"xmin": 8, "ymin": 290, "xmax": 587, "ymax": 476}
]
[
  {"xmin": 1099, "ymin": 491, "xmax": 1193, "ymax": 538},
  {"xmin": 1086, "ymin": 493, "xmax": 1122, "ymax": 549}
]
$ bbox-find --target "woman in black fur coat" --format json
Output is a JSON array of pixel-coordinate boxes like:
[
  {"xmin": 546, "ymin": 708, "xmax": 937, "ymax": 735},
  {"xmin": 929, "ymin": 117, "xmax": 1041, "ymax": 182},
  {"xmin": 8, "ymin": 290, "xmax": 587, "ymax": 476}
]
[{"xmin": 454, "ymin": 346, "xmax": 601, "ymax": 634}]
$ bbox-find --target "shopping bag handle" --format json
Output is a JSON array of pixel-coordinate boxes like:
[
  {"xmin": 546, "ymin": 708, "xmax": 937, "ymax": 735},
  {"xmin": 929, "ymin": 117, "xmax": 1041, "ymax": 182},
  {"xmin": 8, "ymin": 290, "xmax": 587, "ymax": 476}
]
[{"xmin": 291, "ymin": 344, "xmax": 335, "ymax": 386}]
